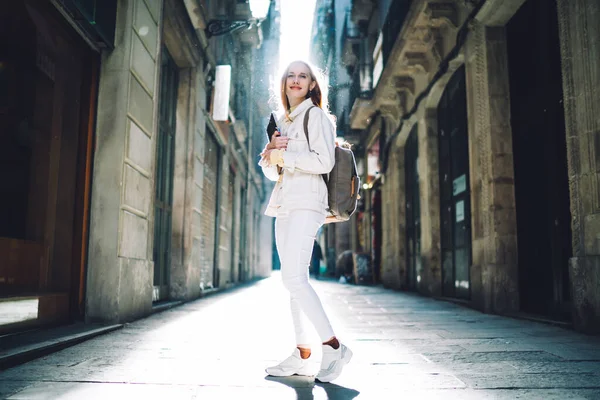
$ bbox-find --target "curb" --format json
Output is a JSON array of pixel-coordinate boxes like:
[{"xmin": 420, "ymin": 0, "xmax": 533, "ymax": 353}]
[{"xmin": 0, "ymin": 324, "xmax": 123, "ymax": 371}]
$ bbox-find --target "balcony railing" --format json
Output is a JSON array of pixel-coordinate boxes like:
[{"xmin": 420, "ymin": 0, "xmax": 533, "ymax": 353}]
[
  {"xmin": 381, "ymin": 0, "xmax": 411, "ymax": 65},
  {"xmin": 348, "ymin": 52, "xmax": 373, "ymax": 113}
]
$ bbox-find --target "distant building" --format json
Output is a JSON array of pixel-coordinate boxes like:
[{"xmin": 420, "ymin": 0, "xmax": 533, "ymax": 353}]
[
  {"xmin": 312, "ymin": 0, "xmax": 600, "ymax": 334},
  {"xmin": 311, "ymin": 0, "xmax": 356, "ymax": 277},
  {"xmin": 0, "ymin": 0, "xmax": 279, "ymax": 334}
]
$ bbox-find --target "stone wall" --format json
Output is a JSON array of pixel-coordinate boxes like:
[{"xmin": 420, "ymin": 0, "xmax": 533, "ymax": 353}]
[
  {"xmin": 87, "ymin": 0, "xmax": 163, "ymax": 323},
  {"xmin": 86, "ymin": 0, "xmax": 273, "ymax": 324},
  {"xmin": 557, "ymin": 0, "xmax": 600, "ymax": 333}
]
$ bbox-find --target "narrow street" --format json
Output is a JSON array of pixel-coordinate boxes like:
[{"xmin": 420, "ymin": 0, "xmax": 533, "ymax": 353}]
[{"xmin": 1, "ymin": 275, "xmax": 600, "ymax": 399}]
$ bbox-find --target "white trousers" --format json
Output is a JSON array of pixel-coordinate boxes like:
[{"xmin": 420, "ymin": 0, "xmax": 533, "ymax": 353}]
[{"xmin": 275, "ymin": 209, "xmax": 335, "ymax": 345}]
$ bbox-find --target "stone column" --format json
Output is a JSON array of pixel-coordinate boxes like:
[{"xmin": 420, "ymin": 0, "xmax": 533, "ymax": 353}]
[
  {"xmin": 418, "ymin": 109, "xmax": 442, "ymax": 297},
  {"xmin": 556, "ymin": 0, "xmax": 600, "ymax": 333},
  {"xmin": 464, "ymin": 23, "xmax": 519, "ymax": 314},
  {"xmin": 380, "ymin": 135, "xmax": 404, "ymax": 290},
  {"xmin": 87, "ymin": 0, "xmax": 163, "ymax": 323},
  {"xmin": 169, "ymin": 67, "xmax": 202, "ymax": 300},
  {"xmin": 217, "ymin": 154, "xmax": 231, "ymax": 287},
  {"xmin": 190, "ymin": 86, "xmax": 208, "ymax": 290},
  {"xmin": 161, "ymin": 0, "xmax": 206, "ymax": 300}
]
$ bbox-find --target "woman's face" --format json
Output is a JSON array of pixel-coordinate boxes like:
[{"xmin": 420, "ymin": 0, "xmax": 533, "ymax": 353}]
[{"xmin": 285, "ymin": 62, "xmax": 316, "ymax": 106}]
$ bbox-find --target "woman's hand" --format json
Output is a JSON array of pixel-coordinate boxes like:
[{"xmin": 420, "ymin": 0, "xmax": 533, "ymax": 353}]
[
  {"xmin": 260, "ymin": 148, "xmax": 285, "ymax": 167},
  {"xmin": 267, "ymin": 131, "xmax": 289, "ymax": 151},
  {"xmin": 260, "ymin": 148, "xmax": 274, "ymax": 164}
]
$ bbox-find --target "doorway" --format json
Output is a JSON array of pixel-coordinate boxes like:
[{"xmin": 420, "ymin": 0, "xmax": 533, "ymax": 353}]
[
  {"xmin": 405, "ymin": 124, "xmax": 420, "ymax": 290},
  {"xmin": 507, "ymin": 0, "xmax": 572, "ymax": 319},
  {"xmin": 0, "ymin": 1, "xmax": 97, "ymax": 331},
  {"xmin": 371, "ymin": 188, "xmax": 382, "ymax": 284},
  {"xmin": 228, "ymin": 167, "xmax": 238, "ymax": 283},
  {"xmin": 240, "ymin": 184, "xmax": 249, "ymax": 278},
  {"xmin": 201, "ymin": 130, "xmax": 222, "ymax": 288},
  {"xmin": 438, "ymin": 66, "xmax": 472, "ymax": 299},
  {"xmin": 153, "ymin": 47, "xmax": 179, "ymax": 302}
]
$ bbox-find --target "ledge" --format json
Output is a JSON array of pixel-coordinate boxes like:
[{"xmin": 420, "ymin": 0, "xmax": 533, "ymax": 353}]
[{"xmin": 0, "ymin": 323, "xmax": 123, "ymax": 370}]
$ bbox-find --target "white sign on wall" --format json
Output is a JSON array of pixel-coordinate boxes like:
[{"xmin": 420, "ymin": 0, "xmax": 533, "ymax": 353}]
[
  {"xmin": 456, "ymin": 200, "xmax": 465, "ymax": 223},
  {"xmin": 453, "ymin": 174, "xmax": 466, "ymax": 196},
  {"xmin": 372, "ymin": 32, "xmax": 383, "ymax": 88},
  {"xmin": 213, "ymin": 65, "xmax": 231, "ymax": 121}
]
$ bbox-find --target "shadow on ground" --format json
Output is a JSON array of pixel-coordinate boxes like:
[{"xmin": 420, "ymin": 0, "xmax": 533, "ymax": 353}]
[{"xmin": 265, "ymin": 375, "xmax": 360, "ymax": 400}]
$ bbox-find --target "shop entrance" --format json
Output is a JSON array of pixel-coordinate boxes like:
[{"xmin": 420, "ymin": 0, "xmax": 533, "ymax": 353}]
[
  {"xmin": 507, "ymin": 0, "xmax": 572, "ymax": 319},
  {"xmin": 438, "ymin": 66, "xmax": 472, "ymax": 299}
]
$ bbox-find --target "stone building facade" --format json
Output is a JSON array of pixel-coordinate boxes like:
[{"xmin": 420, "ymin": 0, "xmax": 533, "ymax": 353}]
[
  {"xmin": 315, "ymin": 0, "xmax": 600, "ymax": 333},
  {"xmin": 0, "ymin": 0, "xmax": 279, "ymax": 333},
  {"xmin": 311, "ymin": 0, "xmax": 357, "ymax": 275}
]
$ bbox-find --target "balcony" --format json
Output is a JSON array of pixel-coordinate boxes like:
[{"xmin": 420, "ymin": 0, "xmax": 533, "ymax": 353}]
[
  {"xmin": 381, "ymin": 0, "xmax": 411, "ymax": 66},
  {"xmin": 350, "ymin": 0, "xmax": 374, "ymax": 25},
  {"xmin": 341, "ymin": 10, "xmax": 360, "ymax": 67},
  {"xmin": 347, "ymin": 57, "xmax": 375, "ymax": 130},
  {"xmin": 311, "ymin": 1, "xmax": 335, "ymax": 63}
]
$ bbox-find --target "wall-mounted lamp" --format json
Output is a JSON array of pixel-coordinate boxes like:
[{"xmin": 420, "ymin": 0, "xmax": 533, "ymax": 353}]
[
  {"xmin": 205, "ymin": 0, "xmax": 269, "ymax": 38},
  {"xmin": 205, "ymin": 18, "xmax": 261, "ymax": 38}
]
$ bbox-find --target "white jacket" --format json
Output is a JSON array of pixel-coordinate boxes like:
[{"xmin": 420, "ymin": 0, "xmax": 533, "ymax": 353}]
[{"xmin": 259, "ymin": 99, "xmax": 336, "ymax": 217}]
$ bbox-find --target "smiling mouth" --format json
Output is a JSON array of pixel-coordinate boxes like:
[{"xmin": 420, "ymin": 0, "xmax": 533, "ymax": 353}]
[{"xmin": 289, "ymin": 86, "xmax": 301, "ymax": 90}]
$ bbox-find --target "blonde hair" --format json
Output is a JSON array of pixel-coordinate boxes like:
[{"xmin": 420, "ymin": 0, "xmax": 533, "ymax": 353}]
[{"xmin": 280, "ymin": 60, "xmax": 330, "ymax": 115}]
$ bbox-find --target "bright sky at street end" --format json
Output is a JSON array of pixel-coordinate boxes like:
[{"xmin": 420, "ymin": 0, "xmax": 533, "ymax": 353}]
[{"xmin": 278, "ymin": 0, "xmax": 317, "ymax": 74}]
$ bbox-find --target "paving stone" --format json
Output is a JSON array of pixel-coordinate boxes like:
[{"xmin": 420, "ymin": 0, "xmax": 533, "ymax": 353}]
[
  {"xmin": 452, "ymin": 389, "xmax": 600, "ymax": 400},
  {"xmin": 532, "ymin": 343, "xmax": 600, "ymax": 361},
  {"xmin": 452, "ymin": 339, "xmax": 542, "ymax": 353},
  {"xmin": 392, "ymin": 344, "xmax": 467, "ymax": 354},
  {"xmin": 0, "ymin": 381, "xmax": 33, "ymax": 399},
  {"xmin": 1, "ymin": 274, "xmax": 600, "ymax": 399},
  {"xmin": 509, "ymin": 361, "xmax": 600, "ymax": 374},
  {"xmin": 510, "ymin": 389, "xmax": 600, "ymax": 399},
  {"xmin": 432, "ymin": 329, "xmax": 537, "ymax": 339},
  {"xmin": 456, "ymin": 372, "xmax": 600, "ymax": 389},
  {"xmin": 422, "ymin": 350, "xmax": 564, "ymax": 364},
  {"xmin": 4, "ymin": 382, "xmax": 199, "ymax": 400}
]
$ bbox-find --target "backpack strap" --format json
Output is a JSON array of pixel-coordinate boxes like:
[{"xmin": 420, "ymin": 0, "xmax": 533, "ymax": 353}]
[
  {"xmin": 303, "ymin": 106, "xmax": 316, "ymax": 150},
  {"xmin": 302, "ymin": 106, "xmax": 329, "ymax": 185}
]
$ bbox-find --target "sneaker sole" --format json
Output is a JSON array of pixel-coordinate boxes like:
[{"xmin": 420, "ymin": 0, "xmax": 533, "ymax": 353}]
[
  {"xmin": 315, "ymin": 346, "xmax": 353, "ymax": 383},
  {"xmin": 265, "ymin": 366, "xmax": 313, "ymax": 377}
]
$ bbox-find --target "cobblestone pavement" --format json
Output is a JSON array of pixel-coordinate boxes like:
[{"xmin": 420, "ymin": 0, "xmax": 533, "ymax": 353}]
[{"xmin": 1, "ymin": 273, "xmax": 600, "ymax": 399}]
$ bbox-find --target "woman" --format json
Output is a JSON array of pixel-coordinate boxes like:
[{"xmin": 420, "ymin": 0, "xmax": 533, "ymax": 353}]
[{"xmin": 259, "ymin": 60, "xmax": 352, "ymax": 383}]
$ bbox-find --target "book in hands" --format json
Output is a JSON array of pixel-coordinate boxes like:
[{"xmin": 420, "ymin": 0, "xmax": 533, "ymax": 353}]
[{"xmin": 266, "ymin": 113, "xmax": 279, "ymax": 142}]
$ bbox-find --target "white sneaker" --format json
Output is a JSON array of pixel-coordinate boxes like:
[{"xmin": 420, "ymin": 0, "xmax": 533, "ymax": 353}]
[
  {"xmin": 315, "ymin": 343, "xmax": 353, "ymax": 383},
  {"xmin": 265, "ymin": 348, "xmax": 312, "ymax": 377}
]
